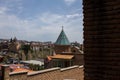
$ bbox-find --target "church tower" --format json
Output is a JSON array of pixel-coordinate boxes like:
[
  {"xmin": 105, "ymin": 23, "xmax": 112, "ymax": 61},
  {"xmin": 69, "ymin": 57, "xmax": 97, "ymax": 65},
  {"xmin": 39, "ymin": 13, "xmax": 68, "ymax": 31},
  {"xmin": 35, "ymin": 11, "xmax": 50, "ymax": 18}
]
[{"xmin": 54, "ymin": 27, "xmax": 71, "ymax": 54}]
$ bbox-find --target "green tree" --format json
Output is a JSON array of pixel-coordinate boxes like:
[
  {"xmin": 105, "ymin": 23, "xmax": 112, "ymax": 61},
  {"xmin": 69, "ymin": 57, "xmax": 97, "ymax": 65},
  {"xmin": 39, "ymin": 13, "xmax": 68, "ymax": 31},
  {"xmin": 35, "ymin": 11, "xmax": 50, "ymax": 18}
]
[{"xmin": 21, "ymin": 45, "xmax": 31, "ymax": 60}]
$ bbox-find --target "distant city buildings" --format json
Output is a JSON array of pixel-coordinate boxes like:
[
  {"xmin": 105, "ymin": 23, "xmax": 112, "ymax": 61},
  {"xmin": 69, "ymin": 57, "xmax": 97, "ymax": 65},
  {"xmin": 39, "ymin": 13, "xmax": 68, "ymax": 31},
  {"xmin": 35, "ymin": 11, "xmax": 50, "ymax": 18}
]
[
  {"xmin": 0, "ymin": 37, "xmax": 54, "ymax": 62},
  {"xmin": 0, "ymin": 28, "xmax": 84, "ymax": 80}
]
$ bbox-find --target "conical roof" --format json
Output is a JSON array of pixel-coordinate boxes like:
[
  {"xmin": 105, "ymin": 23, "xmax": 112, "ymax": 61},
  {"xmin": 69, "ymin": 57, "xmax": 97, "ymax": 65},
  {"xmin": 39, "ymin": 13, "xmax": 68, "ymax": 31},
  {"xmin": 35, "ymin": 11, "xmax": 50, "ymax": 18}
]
[{"xmin": 55, "ymin": 28, "xmax": 70, "ymax": 45}]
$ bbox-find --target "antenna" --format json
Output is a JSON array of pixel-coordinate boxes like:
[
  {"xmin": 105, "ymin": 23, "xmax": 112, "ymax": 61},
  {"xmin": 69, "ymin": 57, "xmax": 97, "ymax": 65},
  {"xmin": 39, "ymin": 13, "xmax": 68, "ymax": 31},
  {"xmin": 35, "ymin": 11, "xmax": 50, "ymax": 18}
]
[{"xmin": 62, "ymin": 26, "xmax": 64, "ymax": 30}]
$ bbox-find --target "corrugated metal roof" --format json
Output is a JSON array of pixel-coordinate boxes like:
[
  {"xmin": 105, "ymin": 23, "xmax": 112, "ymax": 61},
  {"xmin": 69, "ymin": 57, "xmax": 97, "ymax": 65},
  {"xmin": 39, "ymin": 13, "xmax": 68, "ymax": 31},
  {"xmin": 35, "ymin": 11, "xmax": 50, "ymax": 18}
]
[{"xmin": 55, "ymin": 28, "xmax": 70, "ymax": 45}]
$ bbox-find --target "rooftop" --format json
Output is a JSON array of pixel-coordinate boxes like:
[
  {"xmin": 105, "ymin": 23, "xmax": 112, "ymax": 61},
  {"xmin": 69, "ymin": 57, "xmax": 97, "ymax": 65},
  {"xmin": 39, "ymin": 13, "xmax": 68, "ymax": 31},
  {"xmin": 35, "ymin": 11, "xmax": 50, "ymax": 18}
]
[
  {"xmin": 20, "ymin": 60, "xmax": 44, "ymax": 66},
  {"xmin": 50, "ymin": 54, "xmax": 74, "ymax": 60},
  {"xmin": 13, "ymin": 68, "xmax": 34, "ymax": 73},
  {"xmin": 55, "ymin": 27, "xmax": 70, "ymax": 45}
]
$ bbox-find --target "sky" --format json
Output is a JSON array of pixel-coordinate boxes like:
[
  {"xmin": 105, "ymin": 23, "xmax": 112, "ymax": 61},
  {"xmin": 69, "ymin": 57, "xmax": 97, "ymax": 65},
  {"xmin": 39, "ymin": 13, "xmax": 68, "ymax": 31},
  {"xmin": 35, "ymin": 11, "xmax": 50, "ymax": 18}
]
[{"xmin": 0, "ymin": 0, "xmax": 83, "ymax": 43}]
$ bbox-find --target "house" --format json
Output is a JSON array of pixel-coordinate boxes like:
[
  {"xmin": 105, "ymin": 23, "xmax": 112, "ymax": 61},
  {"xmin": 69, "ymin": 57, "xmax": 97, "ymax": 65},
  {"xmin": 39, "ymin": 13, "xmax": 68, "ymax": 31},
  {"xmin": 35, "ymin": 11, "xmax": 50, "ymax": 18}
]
[{"xmin": 46, "ymin": 27, "xmax": 84, "ymax": 68}]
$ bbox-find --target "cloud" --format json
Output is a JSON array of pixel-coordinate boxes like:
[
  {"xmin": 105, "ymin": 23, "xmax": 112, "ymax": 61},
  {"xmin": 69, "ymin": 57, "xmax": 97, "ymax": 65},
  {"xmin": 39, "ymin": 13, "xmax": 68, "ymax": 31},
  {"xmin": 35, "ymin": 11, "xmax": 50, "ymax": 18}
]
[
  {"xmin": 39, "ymin": 13, "xmax": 63, "ymax": 25},
  {"xmin": 0, "ymin": 0, "xmax": 23, "ymax": 15},
  {"xmin": 0, "ymin": 10, "xmax": 83, "ymax": 43},
  {"xmin": 66, "ymin": 13, "xmax": 81, "ymax": 18},
  {"xmin": 0, "ymin": 0, "xmax": 83, "ymax": 43},
  {"xmin": 64, "ymin": 0, "xmax": 76, "ymax": 5},
  {"xmin": 0, "ymin": 7, "xmax": 9, "ymax": 14}
]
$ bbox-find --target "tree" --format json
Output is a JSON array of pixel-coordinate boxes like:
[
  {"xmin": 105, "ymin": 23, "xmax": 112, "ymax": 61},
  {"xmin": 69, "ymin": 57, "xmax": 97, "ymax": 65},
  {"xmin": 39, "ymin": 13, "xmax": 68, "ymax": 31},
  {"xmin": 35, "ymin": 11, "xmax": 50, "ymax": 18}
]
[{"xmin": 21, "ymin": 45, "xmax": 31, "ymax": 60}]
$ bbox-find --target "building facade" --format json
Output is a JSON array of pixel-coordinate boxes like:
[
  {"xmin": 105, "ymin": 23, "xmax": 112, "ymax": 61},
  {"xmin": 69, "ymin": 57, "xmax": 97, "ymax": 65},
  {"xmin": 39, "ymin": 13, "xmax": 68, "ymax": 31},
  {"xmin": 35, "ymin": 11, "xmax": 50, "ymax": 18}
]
[{"xmin": 47, "ymin": 28, "xmax": 84, "ymax": 68}]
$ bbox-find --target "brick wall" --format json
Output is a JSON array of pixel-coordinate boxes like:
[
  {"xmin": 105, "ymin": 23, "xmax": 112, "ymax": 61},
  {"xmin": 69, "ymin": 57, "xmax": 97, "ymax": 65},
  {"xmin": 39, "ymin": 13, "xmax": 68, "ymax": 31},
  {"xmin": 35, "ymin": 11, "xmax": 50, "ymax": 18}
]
[
  {"xmin": 83, "ymin": 0, "xmax": 120, "ymax": 80},
  {"xmin": 2, "ymin": 65, "xmax": 83, "ymax": 80},
  {"xmin": 1, "ymin": 65, "xmax": 10, "ymax": 80},
  {"xmin": 58, "ymin": 53, "xmax": 84, "ymax": 66},
  {"xmin": 61, "ymin": 66, "xmax": 83, "ymax": 80},
  {"xmin": 27, "ymin": 68, "xmax": 61, "ymax": 80},
  {"xmin": 54, "ymin": 45, "xmax": 71, "ymax": 53},
  {"xmin": 74, "ymin": 54, "xmax": 84, "ymax": 65},
  {"xmin": 10, "ymin": 72, "xmax": 27, "ymax": 80}
]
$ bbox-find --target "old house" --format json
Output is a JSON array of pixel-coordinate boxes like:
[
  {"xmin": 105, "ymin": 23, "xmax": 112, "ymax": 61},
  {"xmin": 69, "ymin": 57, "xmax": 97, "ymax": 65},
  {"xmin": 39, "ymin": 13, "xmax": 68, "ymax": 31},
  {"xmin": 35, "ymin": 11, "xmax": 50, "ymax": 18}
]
[{"xmin": 46, "ymin": 27, "xmax": 83, "ymax": 68}]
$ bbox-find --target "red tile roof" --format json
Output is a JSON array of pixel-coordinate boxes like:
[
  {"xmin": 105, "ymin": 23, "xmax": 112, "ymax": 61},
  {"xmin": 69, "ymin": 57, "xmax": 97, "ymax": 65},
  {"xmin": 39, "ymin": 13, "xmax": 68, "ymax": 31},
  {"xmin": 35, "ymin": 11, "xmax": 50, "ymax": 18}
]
[{"xmin": 13, "ymin": 68, "xmax": 34, "ymax": 73}]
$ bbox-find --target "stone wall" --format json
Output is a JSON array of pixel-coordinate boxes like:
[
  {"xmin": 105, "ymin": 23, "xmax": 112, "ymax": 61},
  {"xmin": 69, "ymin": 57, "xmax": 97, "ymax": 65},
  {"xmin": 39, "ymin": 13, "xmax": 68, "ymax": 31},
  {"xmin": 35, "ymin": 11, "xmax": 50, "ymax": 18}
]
[
  {"xmin": 83, "ymin": 0, "xmax": 120, "ymax": 80},
  {"xmin": 2, "ymin": 65, "xmax": 83, "ymax": 80}
]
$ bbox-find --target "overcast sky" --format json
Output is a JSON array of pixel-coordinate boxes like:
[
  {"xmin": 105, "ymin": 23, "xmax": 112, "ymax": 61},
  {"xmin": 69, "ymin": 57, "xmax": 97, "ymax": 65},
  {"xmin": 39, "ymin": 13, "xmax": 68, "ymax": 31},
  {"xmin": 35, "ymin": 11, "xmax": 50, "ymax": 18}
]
[{"xmin": 0, "ymin": 0, "xmax": 83, "ymax": 43}]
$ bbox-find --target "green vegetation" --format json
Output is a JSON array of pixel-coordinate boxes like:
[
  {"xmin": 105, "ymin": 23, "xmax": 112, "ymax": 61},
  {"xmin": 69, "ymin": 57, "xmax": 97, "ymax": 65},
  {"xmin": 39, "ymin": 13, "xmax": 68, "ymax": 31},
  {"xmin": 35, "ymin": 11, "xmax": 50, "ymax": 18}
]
[
  {"xmin": 29, "ymin": 63, "xmax": 44, "ymax": 71},
  {"xmin": 19, "ymin": 45, "xmax": 54, "ymax": 60}
]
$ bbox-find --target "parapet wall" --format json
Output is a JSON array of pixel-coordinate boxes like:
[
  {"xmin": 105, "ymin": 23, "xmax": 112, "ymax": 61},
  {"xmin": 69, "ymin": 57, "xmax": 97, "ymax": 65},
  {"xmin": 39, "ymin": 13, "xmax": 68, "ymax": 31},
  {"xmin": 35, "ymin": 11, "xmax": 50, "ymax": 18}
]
[
  {"xmin": 2, "ymin": 65, "xmax": 83, "ymax": 80},
  {"xmin": 61, "ymin": 66, "xmax": 83, "ymax": 80}
]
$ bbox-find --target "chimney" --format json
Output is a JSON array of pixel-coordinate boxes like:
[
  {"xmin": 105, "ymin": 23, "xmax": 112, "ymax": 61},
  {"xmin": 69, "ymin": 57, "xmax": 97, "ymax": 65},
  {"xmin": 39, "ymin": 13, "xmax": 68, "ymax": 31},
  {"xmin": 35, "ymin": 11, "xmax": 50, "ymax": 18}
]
[{"xmin": 1, "ymin": 65, "xmax": 10, "ymax": 80}]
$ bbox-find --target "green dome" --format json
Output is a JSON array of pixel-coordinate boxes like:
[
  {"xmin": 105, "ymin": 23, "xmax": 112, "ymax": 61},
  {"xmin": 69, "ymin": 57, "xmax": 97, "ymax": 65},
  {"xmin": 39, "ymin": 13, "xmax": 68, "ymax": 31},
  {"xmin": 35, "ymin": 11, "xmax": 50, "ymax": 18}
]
[{"xmin": 55, "ymin": 28, "xmax": 70, "ymax": 45}]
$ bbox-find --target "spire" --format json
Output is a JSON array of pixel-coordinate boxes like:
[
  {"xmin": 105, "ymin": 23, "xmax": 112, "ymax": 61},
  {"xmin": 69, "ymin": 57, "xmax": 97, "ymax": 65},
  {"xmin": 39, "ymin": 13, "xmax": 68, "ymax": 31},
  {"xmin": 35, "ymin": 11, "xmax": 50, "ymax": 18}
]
[
  {"xmin": 55, "ymin": 26, "xmax": 70, "ymax": 45},
  {"xmin": 62, "ymin": 26, "xmax": 63, "ymax": 30},
  {"xmin": 13, "ymin": 37, "xmax": 17, "ymax": 42}
]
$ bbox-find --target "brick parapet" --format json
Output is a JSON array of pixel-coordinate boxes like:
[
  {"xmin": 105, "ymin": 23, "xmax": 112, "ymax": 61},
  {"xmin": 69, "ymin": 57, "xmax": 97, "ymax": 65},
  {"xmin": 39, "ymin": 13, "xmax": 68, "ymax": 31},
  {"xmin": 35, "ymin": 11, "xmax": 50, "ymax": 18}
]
[
  {"xmin": 9, "ymin": 71, "xmax": 27, "ymax": 80},
  {"xmin": 1, "ymin": 65, "xmax": 83, "ymax": 80},
  {"xmin": 61, "ymin": 65, "xmax": 79, "ymax": 71},
  {"xmin": 10, "ymin": 71, "xmax": 28, "ymax": 76}
]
